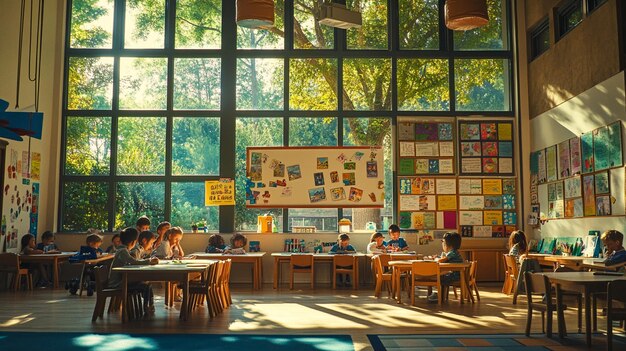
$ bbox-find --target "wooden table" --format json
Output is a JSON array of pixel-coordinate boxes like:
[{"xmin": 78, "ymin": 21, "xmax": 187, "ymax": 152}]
[
  {"xmin": 581, "ymin": 259, "xmax": 626, "ymax": 271},
  {"xmin": 75, "ymin": 254, "xmax": 115, "ymax": 296},
  {"xmin": 272, "ymin": 253, "xmax": 365, "ymax": 289},
  {"xmin": 112, "ymin": 260, "xmax": 215, "ymax": 322},
  {"xmin": 388, "ymin": 260, "xmax": 472, "ymax": 305},
  {"xmin": 192, "ymin": 252, "xmax": 265, "ymax": 290},
  {"xmin": 543, "ymin": 271, "xmax": 626, "ymax": 347},
  {"xmin": 19, "ymin": 252, "xmax": 76, "ymax": 288}
]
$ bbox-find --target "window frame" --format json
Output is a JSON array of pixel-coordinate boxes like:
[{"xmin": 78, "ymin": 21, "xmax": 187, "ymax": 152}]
[
  {"xmin": 556, "ymin": 0, "xmax": 584, "ymax": 41},
  {"xmin": 529, "ymin": 18, "xmax": 550, "ymax": 61}
]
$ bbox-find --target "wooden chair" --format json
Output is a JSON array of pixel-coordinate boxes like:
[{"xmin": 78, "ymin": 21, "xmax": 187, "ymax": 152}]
[
  {"xmin": 446, "ymin": 260, "xmax": 479, "ymax": 303},
  {"xmin": 503, "ymin": 254, "xmax": 521, "ymax": 303},
  {"xmin": 91, "ymin": 265, "xmax": 141, "ymax": 322},
  {"xmin": 0, "ymin": 253, "xmax": 32, "ymax": 291},
  {"xmin": 290, "ymin": 254, "xmax": 314, "ymax": 290},
  {"xmin": 187, "ymin": 261, "xmax": 223, "ymax": 318},
  {"xmin": 606, "ymin": 280, "xmax": 626, "ymax": 351},
  {"xmin": 220, "ymin": 259, "xmax": 232, "ymax": 308},
  {"xmin": 524, "ymin": 272, "xmax": 568, "ymax": 337},
  {"xmin": 333, "ymin": 255, "xmax": 356, "ymax": 289},
  {"xmin": 410, "ymin": 261, "xmax": 441, "ymax": 305},
  {"xmin": 371, "ymin": 255, "xmax": 392, "ymax": 298},
  {"xmin": 502, "ymin": 253, "xmax": 512, "ymax": 294}
]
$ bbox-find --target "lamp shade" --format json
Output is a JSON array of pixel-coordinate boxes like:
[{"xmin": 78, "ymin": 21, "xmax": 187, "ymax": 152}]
[
  {"xmin": 236, "ymin": 0, "xmax": 275, "ymax": 28},
  {"xmin": 445, "ymin": 0, "xmax": 489, "ymax": 31}
]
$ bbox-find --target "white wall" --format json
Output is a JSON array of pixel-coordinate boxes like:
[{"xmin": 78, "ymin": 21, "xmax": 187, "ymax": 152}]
[{"xmin": 530, "ymin": 71, "xmax": 626, "ymax": 240}]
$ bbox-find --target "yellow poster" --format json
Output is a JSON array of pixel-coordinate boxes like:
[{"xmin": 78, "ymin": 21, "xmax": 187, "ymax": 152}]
[
  {"xmin": 31, "ymin": 152, "xmax": 41, "ymax": 180},
  {"xmin": 482, "ymin": 179, "xmax": 502, "ymax": 195},
  {"xmin": 205, "ymin": 179, "xmax": 235, "ymax": 206},
  {"xmin": 437, "ymin": 195, "xmax": 457, "ymax": 210},
  {"xmin": 411, "ymin": 212, "xmax": 424, "ymax": 229},
  {"xmin": 498, "ymin": 123, "xmax": 512, "ymax": 141},
  {"xmin": 483, "ymin": 210, "xmax": 503, "ymax": 225}
]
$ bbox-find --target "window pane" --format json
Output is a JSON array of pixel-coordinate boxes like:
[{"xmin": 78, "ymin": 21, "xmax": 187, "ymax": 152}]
[
  {"xmin": 235, "ymin": 118, "xmax": 283, "ymax": 231},
  {"xmin": 294, "ymin": 0, "xmax": 334, "ymax": 49},
  {"xmin": 289, "ymin": 117, "xmax": 337, "ymax": 146},
  {"xmin": 117, "ymin": 117, "xmax": 166, "ymax": 175},
  {"xmin": 289, "ymin": 58, "xmax": 337, "ymax": 110},
  {"xmin": 67, "ymin": 57, "xmax": 113, "ymax": 110},
  {"xmin": 115, "ymin": 182, "xmax": 165, "ymax": 230},
  {"xmin": 175, "ymin": 0, "xmax": 222, "ymax": 49},
  {"xmin": 236, "ymin": 58, "xmax": 284, "ymax": 110},
  {"xmin": 455, "ymin": 59, "xmax": 509, "ymax": 111},
  {"xmin": 399, "ymin": 0, "xmax": 439, "ymax": 50},
  {"xmin": 124, "ymin": 0, "xmax": 165, "ymax": 48},
  {"xmin": 454, "ymin": 0, "xmax": 508, "ymax": 50},
  {"xmin": 70, "ymin": 0, "xmax": 114, "ymax": 48},
  {"xmin": 343, "ymin": 117, "xmax": 393, "ymax": 230},
  {"xmin": 173, "ymin": 117, "xmax": 220, "ymax": 175},
  {"xmin": 174, "ymin": 58, "xmax": 221, "ymax": 110},
  {"xmin": 171, "ymin": 182, "xmax": 219, "ymax": 232},
  {"xmin": 119, "ymin": 57, "xmax": 167, "ymax": 110},
  {"xmin": 343, "ymin": 58, "xmax": 391, "ymax": 111},
  {"xmin": 65, "ymin": 117, "xmax": 111, "ymax": 175},
  {"xmin": 62, "ymin": 182, "xmax": 109, "ymax": 232},
  {"xmin": 347, "ymin": 0, "xmax": 387, "ymax": 50},
  {"xmin": 288, "ymin": 208, "xmax": 338, "ymax": 232},
  {"xmin": 398, "ymin": 59, "xmax": 449, "ymax": 111},
  {"xmin": 238, "ymin": 0, "xmax": 284, "ymax": 49}
]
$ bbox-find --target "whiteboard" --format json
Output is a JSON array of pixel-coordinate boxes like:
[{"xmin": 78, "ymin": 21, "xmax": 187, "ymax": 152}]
[{"xmin": 245, "ymin": 146, "xmax": 384, "ymax": 208}]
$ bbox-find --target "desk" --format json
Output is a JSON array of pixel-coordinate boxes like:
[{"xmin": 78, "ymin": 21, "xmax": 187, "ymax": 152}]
[
  {"xmin": 113, "ymin": 260, "xmax": 215, "ymax": 322},
  {"xmin": 76, "ymin": 254, "xmax": 115, "ymax": 296},
  {"xmin": 543, "ymin": 271, "xmax": 626, "ymax": 347},
  {"xmin": 192, "ymin": 252, "xmax": 265, "ymax": 290},
  {"xmin": 527, "ymin": 254, "xmax": 594, "ymax": 271},
  {"xmin": 19, "ymin": 252, "xmax": 76, "ymax": 288},
  {"xmin": 388, "ymin": 260, "xmax": 471, "ymax": 305},
  {"xmin": 272, "ymin": 253, "xmax": 365, "ymax": 289},
  {"xmin": 581, "ymin": 259, "xmax": 626, "ymax": 271}
]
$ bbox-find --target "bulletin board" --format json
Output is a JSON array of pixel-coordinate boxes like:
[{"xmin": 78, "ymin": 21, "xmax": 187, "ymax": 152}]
[
  {"xmin": 397, "ymin": 120, "xmax": 456, "ymax": 175},
  {"xmin": 245, "ymin": 146, "xmax": 384, "ymax": 208}
]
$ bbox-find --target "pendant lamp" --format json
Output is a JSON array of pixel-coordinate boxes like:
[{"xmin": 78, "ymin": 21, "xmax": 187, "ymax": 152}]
[
  {"xmin": 236, "ymin": 0, "xmax": 275, "ymax": 28},
  {"xmin": 445, "ymin": 0, "xmax": 489, "ymax": 31}
]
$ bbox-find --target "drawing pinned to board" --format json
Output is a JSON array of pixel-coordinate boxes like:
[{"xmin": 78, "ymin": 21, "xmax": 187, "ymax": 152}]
[
  {"xmin": 607, "ymin": 121, "xmax": 623, "ymax": 168},
  {"xmin": 399, "ymin": 211, "xmax": 411, "ymax": 228},
  {"xmin": 330, "ymin": 171, "xmax": 339, "ymax": 183},
  {"xmin": 482, "ymin": 158, "xmax": 497, "ymax": 173},
  {"xmin": 348, "ymin": 187, "xmax": 363, "ymax": 202},
  {"xmin": 569, "ymin": 137, "xmax": 582, "ymax": 175},
  {"xmin": 251, "ymin": 152, "xmax": 262, "ymax": 164},
  {"xmin": 461, "ymin": 142, "xmax": 481, "ymax": 157},
  {"xmin": 313, "ymin": 172, "xmax": 325, "ymax": 186},
  {"xmin": 557, "ymin": 139, "xmax": 571, "ymax": 178},
  {"xmin": 398, "ymin": 122, "xmax": 415, "ymax": 140},
  {"xmin": 438, "ymin": 123, "xmax": 453, "ymax": 140},
  {"xmin": 330, "ymin": 187, "xmax": 346, "ymax": 201},
  {"xmin": 337, "ymin": 153, "xmax": 346, "ymax": 164},
  {"xmin": 428, "ymin": 159, "xmax": 439, "ymax": 174},
  {"xmin": 502, "ymin": 179, "xmax": 516, "ymax": 194},
  {"xmin": 593, "ymin": 126, "xmax": 610, "ymax": 171},
  {"xmin": 546, "ymin": 145, "xmax": 558, "ymax": 182},
  {"xmin": 564, "ymin": 175, "xmax": 582, "ymax": 198},
  {"xmin": 484, "ymin": 195, "xmax": 502, "ymax": 209},
  {"xmin": 281, "ymin": 187, "xmax": 292, "ymax": 197},
  {"xmin": 344, "ymin": 162, "xmax": 356, "ymax": 170},
  {"xmin": 342, "ymin": 172, "xmax": 355, "ymax": 186},
  {"xmin": 308, "ymin": 187, "xmax": 326, "ymax": 203},
  {"xmin": 481, "ymin": 123, "xmax": 497, "ymax": 140},
  {"xmin": 581, "ymin": 132, "xmax": 594, "ymax": 173},
  {"xmin": 352, "ymin": 152, "xmax": 364, "ymax": 161},
  {"xmin": 287, "ymin": 165, "xmax": 302, "ymax": 180},
  {"xmin": 274, "ymin": 163, "xmax": 285, "ymax": 177},
  {"xmin": 582, "ymin": 174, "xmax": 595, "ymax": 216},
  {"xmin": 250, "ymin": 164, "xmax": 262, "ymax": 181},
  {"xmin": 503, "ymin": 194, "xmax": 516, "ymax": 209},
  {"xmin": 482, "ymin": 142, "xmax": 498, "ymax": 156},
  {"xmin": 366, "ymin": 161, "xmax": 378, "ymax": 177},
  {"xmin": 415, "ymin": 159, "xmax": 429, "ymax": 174},
  {"xmin": 503, "ymin": 212, "xmax": 517, "ymax": 225},
  {"xmin": 499, "ymin": 142, "xmax": 513, "ymax": 157},
  {"xmin": 565, "ymin": 198, "xmax": 583, "ymax": 218},
  {"xmin": 537, "ymin": 149, "xmax": 547, "ymax": 183},
  {"xmin": 596, "ymin": 195, "xmax": 611, "ymax": 216},
  {"xmin": 594, "ymin": 171, "xmax": 609, "ymax": 194},
  {"xmin": 415, "ymin": 123, "xmax": 438, "ymax": 141},
  {"xmin": 316, "ymin": 157, "xmax": 328, "ymax": 169},
  {"xmin": 460, "ymin": 123, "xmax": 480, "ymax": 140}
]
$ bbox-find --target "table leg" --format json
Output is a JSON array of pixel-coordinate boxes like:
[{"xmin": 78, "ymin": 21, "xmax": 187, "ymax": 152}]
[
  {"xmin": 459, "ymin": 269, "xmax": 466, "ymax": 304},
  {"xmin": 78, "ymin": 262, "xmax": 86, "ymax": 296},
  {"xmin": 273, "ymin": 257, "xmax": 279, "ymax": 289},
  {"xmin": 53, "ymin": 258, "xmax": 60, "ymax": 289},
  {"xmin": 354, "ymin": 257, "xmax": 359, "ymax": 290},
  {"xmin": 253, "ymin": 260, "xmax": 259, "ymax": 290},
  {"xmin": 556, "ymin": 283, "xmax": 566, "ymax": 338},
  {"xmin": 180, "ymin": 275, "xmax": 190, "ymax": 321},
  {"xmin": 121, "ymin": 273, "xmax": 128, "ymax": 323},
  {"xmin": 584, "ymin": 285, "xmax": 591, "ymax": 347}
]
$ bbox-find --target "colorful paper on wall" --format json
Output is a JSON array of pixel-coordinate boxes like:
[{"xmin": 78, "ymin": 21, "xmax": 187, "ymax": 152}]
[
  {"xmin": 546, "ymin": 145, "xmax": 558, "ymax": 182},
  {"xmin": 569, "ymin": 137, "xmax": 582, "ymax": 175},
  {"xmin": 593, "ymin": 126, "xmax": 610, "ymax": 171},
  {"xmin": 483, "ymin": 210, "xmax": 503, "ymax": 225},
  {"xmin": 581, "ymin": 132, "xmax": 594, "ymax": 173},
  {"xmin": 29, "ymin": 183, "xmax": 39, "ymax": 236},
  {"xmin": 437, "ymin": 195, "xmax": 457, "ymax": 210},
  {"xmin": 482, "ymin": 179, "xmax": 502, "ymax": 194},
  {"xmin": 557, "ymin": 140, "xmax": 571, "ymax": 178},
  {"xmin": 30, "ymin": 152, "xmax": 40, "ymax": 180},
  {"xmin": 607, "ymin": 122, "xmax": 623, "ymax": 168}
]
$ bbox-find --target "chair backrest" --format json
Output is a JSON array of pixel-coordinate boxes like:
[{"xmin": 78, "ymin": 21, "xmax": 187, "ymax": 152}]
[
  {"xmin": 290, "ymin": 254, "xmax": 313, "ymax": 269},
  {"xmin": 411, "ymin": 261, "xmax": 439, "ymax": 277},
  {"xmin": 93, "ymin": 265, "xmax": 109, "ymax": 293},
  {"xmin": 524, "ymin": 272, "xmax": 551, "ymax": 300},
  {"xmin": 0, "ymin": 253, "xmax": 19, "ymax": 271},
  {"xmin": 333, "ymin": 255, "xmax": 354, "ymax": 268},
  {"xmin": 371, "ymin": 255, "xmax": 383, "ymax": 277},
  {"xmin": 220, "ymin": 259, "xmax": 232, "ymax": 284},
  {"xmin": 469, "ymin": 260, "xmax": 478, "ymax": 280},
  {"xmin": 607, "ymin": 280, "xmax": 626, "ymax": 305},
  {"xmin": 504, "ymin": 254, "xmax": 519, "ymax": 277}
]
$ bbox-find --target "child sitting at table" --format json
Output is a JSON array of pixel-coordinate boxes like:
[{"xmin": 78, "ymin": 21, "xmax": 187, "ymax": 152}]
[
  {"xmin": 136, "ymin": 215, "xmax": 151, "ymax": 233},
  {"xmin": 131, "ymin": 231, "xmax": 157, "ymax": 259},
  {"xmin": 153, "ymin": 221, "xmax": 171, "ymax": 250},
  {"xmin": 20, "ymin": 234, "xmax": 51, "ymax": 287},
  {"xmin": 68, "ymin": 234, "xmax": 104, "ymax": 295},
  {"xmin": 36, "ymin": 231, "xmax": 60, "ymax": 253},
  {"xmin": 387, "ymin": 224, "xmax": 409, "ymax": 252},
  {"xmin": 508, "ymin": 230, "xmax": 541, "ymax": 293},
  {"xmin": 153, "ymin": 227, "xmax": 185, "ymax": 259},
  {"xmin": 602, "ymin": 229, "xmax": 626, "ymax": 266},
  {"xmin": 330, "ymin": 233, "xmax": 356, "ymax": 287},
  {"xmin": 105, "ymin": 234, "xmax": 121, "ymax": 254},
  {"xmin": 206, "ymin": 234, "xmax": 227, "ymax": 253},
  {"xmin": 428, "ymin": 232, "xmax": 463, "ymax": 302},
  {"xmin": 225, "ymin": 233, "xmax": 247, "ymax": 254},
  {"xmin": 108, "ymin": 227, "xmax": 159, "ymax": 315},
  {"xmin": 367, "ymin": 232, "xmax": 387, "ymax": 254}
]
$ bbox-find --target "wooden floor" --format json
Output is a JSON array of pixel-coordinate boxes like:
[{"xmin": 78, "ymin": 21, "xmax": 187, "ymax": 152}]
[{"xmin": 0, "ymin": 283, "xmax": 620, "ymax": 351}]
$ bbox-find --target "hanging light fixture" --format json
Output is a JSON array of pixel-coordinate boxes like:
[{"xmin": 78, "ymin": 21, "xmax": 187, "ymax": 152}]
[
  {"xmin": 236, "ymin": 0, "xmax": 275, "ymax": 29},
  {"xmin": 445, "ymin": 0, "xmax": 489, "ymax": 31}
]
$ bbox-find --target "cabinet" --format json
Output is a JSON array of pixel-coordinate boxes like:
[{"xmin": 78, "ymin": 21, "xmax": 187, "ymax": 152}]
[{"xmin": 460, "ymin": 249, "xmax": 507, "ymax": 282}]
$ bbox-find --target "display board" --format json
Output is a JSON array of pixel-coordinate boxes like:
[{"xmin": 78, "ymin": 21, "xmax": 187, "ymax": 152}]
[
  {"xmin": 458, "ymin": 120, "xmax": 515, "ymax": 175},
  {"xmin": 245, "ymin": 146, "xmax": 384, "ymax": 208},
  {"xmin": 397, "ymin": 120, "xmax": 455, "ymax": 175}
]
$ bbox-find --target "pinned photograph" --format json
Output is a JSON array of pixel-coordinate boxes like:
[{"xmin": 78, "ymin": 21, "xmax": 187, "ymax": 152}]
[
  {"xmin": 460, "ymin": 123, "xmax": 480, "ymax": 140},
  {"xmin": 314, "ymin": 172, "xmax": 325, "ymax": 186},
  {"xmin": 250, "ymin": 164, "xmax": 262, "ymax": 181},
  {"xmin": 344, "ymin": 162, "xmax": 356, "ymax": 170},
  {"xmin": 330, "ymin": 187, "xmax": 346, "ymax": 201},
  {"xmin": 269, "ymin": 159, "xmax": 280, "ymax": 170},
  {"xmin": 251, "ymin": 152, "xmax": 262, "ymax": 164},
  {"xmin": 308, "ymin": 187, "xmax": 326, "ymax": 203},
  {"xmin": 366, "ymin": 161, "xmax": 378, "ymax": 177},
  {"xmin": 378, "ymin": 180, "xmax": 384, "ymax": 189},
  {"xmin": 317, "ymin": 157, "xmax": 329, "ymax": 169},
  {"xmin": 348, "ymin": 187, "xmax": 363, "ymax": 202},
  {"xmin": 330, "ymin": 171, "xmax": 339, "ymax": 183},
  {"xmin": 352, "ymin": 152, "xmax": 365, "ymax": 161},
  {"xmin": 368, "ymin": 192, "xmax": 376, "ymax": 202},
  {"xmin": 287, "ymin": 165, "xmax": 302, "ymax": 180},
  {"xmin": 596, "ymin": 195, "xmax": 611, "ymax": 216},
  {"xmin": 281, "ymin": 187, "xmax": 292, "ymax": 197},
  {"xmin": 337, "ymin": 153, "xmax": 346, "ymax": 163},
  {"xmin": 274, "ymin": 163, "xmax": 285, "ymax": 177},
  {"xmin": 342, "ymin": 172, "xmax": 356, "ymax": 186}
]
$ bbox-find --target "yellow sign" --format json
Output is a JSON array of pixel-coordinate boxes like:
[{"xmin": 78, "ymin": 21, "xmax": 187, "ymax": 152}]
[{"xmin": 205, "ymin": 179, "xmax": 235, "ymax": 206}]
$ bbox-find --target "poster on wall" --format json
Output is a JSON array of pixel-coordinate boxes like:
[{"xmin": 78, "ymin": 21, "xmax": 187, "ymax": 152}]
[
  {"xmin": 29, "ymin": 183, "xmax": 39, "ymax": 236},
  {"xmin": 581, "ymin": 132, "xmax": 594, "ymax": 174},
  {"xmin": 546, "ymin": 145, "xmax": 558, "ymax": 182},
  {"xmin": 458, "ymin": 120, "xmax": 515, "ymax": 176},
  {"xmin": 607, "ymin": 121, "xmax": 623, "ymax": 168},
  {"xmin": 593, "ymin": 126, "xmax": 610, "ymax": 171},
  {"xmin": 557, "ymin": 140, "xmax": 571, "ymax": 178},
  {"xmin": 569, "ymin": 137, "xmax": 581, "ymax": 175},
  {"xmin": 582, "ymin": 174, "xmax": 596, "ymax": 216},
  {"xmin": 31, "ymin": 152, "xmax": 41, "ymax": 180},
  {"xmin": 537, "ymin": 149, "xmax": 547, "ymax": 184},
  {"xmin": 564, "ymin": 175, "xmax": 581, "ymax": 199}
]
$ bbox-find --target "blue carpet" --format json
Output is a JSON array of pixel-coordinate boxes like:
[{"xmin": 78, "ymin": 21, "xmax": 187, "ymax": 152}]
[
  {"xmin": 0, "ymin": 332, "xmax": 354, "ymax": 351},
  {"xmin": 367, "ymin": 333, "xmax": 626, "ymax": 351}
]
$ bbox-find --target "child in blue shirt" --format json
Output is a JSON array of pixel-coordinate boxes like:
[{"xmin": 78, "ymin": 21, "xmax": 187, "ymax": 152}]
[
  {"xmin": 206, "ymin": 234, "xmax": 227, "ymax": 253},
  {"xmin": 387, "ymin": 224, "xmax": 409, "ymax": 251},
  {"xmin": 601, "ymin": 230, "xmax": 626, "ymax": 267},
  {"xmin": 36, "ymin": 231, "xmax": 60, "ymax": 253},
  {"xmin": 330, "ymin": 233, "xmax": 356, "ymax": 287},
  {"xmin": 428, "ymin": 232, "xmax": 463, "ymax": 302}
]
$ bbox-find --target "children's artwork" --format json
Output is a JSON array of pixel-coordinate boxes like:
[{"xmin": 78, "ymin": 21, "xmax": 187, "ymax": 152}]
[
  {"xmin": 411, "ymin": 212, "xmax": 425, "ymax": 229},
  {"xmin": 348, "ymin": 187, "xmax": 363, "ymax": 202},
  {"xmin": 545, "ymin": 145, "xmax": 558, "ymax": 182},
  {"xmin": 482, "ymin": 158, "xmax": 498, "ymax": 173},
  {"xmin": 564, "ymin": 175, "xmax": 581, "ymax": 198},
  {"xmin": 317, "ymin": 157, "xmax": 328, "ymax": 169},
  {"xmin": 547, "ymin": 183, "xmax": 557, "ymax": 201},
  {"xmin": 344, "ymin": 162, "xmax": 356, "ymax": 170},
  {"xmin": 459, "ymin": 196, "xmax": 485, "ymax": 210},
  {"xmin": 435, "ymin": 178, "xmax": 456, "ymax": 194},
  {"xmin": 399, "ymin": 142, "xmax": 415, "ymax": 157},
  {"xmin": 459, "ymin": 211, "xmax": 483, "ymax": 225},
  {"xmin": 537, "ymin": 149, "xmax": 547, "ymax": 183},
  {"xmin": 460, "ymin": 123, "xmax": 480, "ymax": 140},
  {"xmin": 481, "ymin": 123, "xmax": 497, "ymax": 140},
  {"xmin": 607, "ymin": 121, "xmax": 623, "ymax": 168},
  {"xmin": 313, "ymin": 172, "xmax": 324, "ymax": 186},
  {"xmin": 458, "ymin": 178, "xmax": 482, "ymax": 194},
  {"xmin": 439, "ymin": 141, "xmax": 454, "ymax": 156},
  {"xmin": 366, "ymin": 161, "xmax": 378, "ymax": 178},
  {"xmin": 251, "ymin": 152, "xmax": 262, "ymax": 164},
  {"xmin": 399, "ymin": 178, "xmax": 412, "ymax": 194},
  {"xmin": 482, "ymin": 142, "xmax": 498, "ymax": 156},
  {"xmin": 473, "ymin": 226, "xmax": 492, "ymax": 238},
  {"xmin": 419, "ymin": 195, "xmax": 436, "ymax": 211},
  {"xmin": 596, "ymin": 195, "xmax": 611, "ymax": 216},
  {"xmin": 499, "ymin": 158, "xmax": 513, "ymax": 174},
  {"xmin": 428, "ymin": 159, "xmax": 439, "ymax": 174},
  {"xmin": 274, "ymin": 163, "xmax": 285, "ymax": 177},
  {"xmin": 398, "ymin": 122, "xmax": 415, "ymax": 140},
  {"xmin": 483, "ymin": 195, "xmax": 502, "ymax": 209},
  {"xmin": 593, "ymin": 126, "xmax": 610, "ymax": 171},
  {"xmin": 423, "ymin": 212, "xmax": 436, "ymax": 229},
  {"xmin": 461, "ymin": 142, "xmax": 481, "ymax": 156},
  {"xmin": 399, "ymin": 211, "xmax": 411, "ymax": 228},
  {"xmin": 498, "ymin": 123, "xmax": 512, "ymax": 140},
  {"xmin": 250, "ymin": 164, "xmax": 262, "ymax": 181},
  {"xmin": 502, "ymin": 194, "xmax": 516, "ymax": 209},
  {"xmin": 414, "ymin": 159, "xmax": 428, "ymax": 174},
  {"xmin": 461, "ymin": 158, "xmax": 481, "ymax": 173},
  {"xmin": 437, "ymin": 195, "xmax": 457, "ymax": 210},
  {"xmin": 287, "ymin": 165, "xmax": 302, "ymax": 180},
  {"xmin": 415, "ymin": 123, "xmax": 439, "ymax": 141},
  {"xmin": 499, "ymin": 142, "xmax": 513, "ymax": 157},
  {"xmin": 330, "ymin": 171, "xmax": 339, "ymax": 183},
  {"xmin": 399, "ymin": 159, "xmax": 413, "ymax": 175},
  {"xmin": 461, "ymin": 225, "xmax": 474, "ymax": 237},
  {"xmin": 31, "ymin": 152, "xmax": 41, "ymax": 180},
  {"xmin": 483, "ymin": 210, "xmax": 503, "ymax": 225},
  {"xmin": 569, "ymin": 137, "xmax": 582, "ymax": 175},
  {"xmin": 420, "ymin": 178, "xmax": 436, "ymax": 194},
  {"xmin": 308, "ymin": 187, "xmax": 326, "ymax": 203},
  {"xmin": 415, "ymin": 142, "xmax": 439, "ymax": 157},
  {"xmin": 502, "ymin": 179, "xmax": 516, "ymax": 194},
  {"xmin": 565, "ymin": 198, "xmax": 583, "ymax": 218},
  {"xmin": 482, "ymin": 179, "xmax": 502, "ymax": 195},
  {"xmin": 342, "ymin": 172, "xmax": 355, "ymax": 186},
  {"xmin": 438, "ymin": 123, "xmax": 453, "ymax": 140},
  {"xmin": 594, "ymin": 171, "xmax": 609, "ymax": 194},
  {"xmin": 399, "ymin": 195, "xmax": 420, "ymax": 211},
  {"xmin": 557, "ymin": 140, "xmax": 571, "ymax": 178},
  {"xmin": 581, "ymin": 132, "xmax": 594, "ymax": 173},
  {"xmin": 555, "ymin": 181, "xmax": 564, "ymax": 200},
  {"xmin": 582, "ymin": 174, "xmax": 596, "ymax": 216},
  {"xmin": 443, "ymin": 211, "xmax": 457, "ymax": 229},
  {"xmin": 439, "ymin": 159, "xmax": 454, "ymax": 174}
]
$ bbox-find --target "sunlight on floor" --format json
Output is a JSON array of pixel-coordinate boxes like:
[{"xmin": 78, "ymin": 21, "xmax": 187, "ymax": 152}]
[
  {"xmin": 0, "ymin": 314, "xmax": 34, "ymax": 327},
  {"xmin": 73, "ymin": 334, "xmax": 158, "ymax": 351}
]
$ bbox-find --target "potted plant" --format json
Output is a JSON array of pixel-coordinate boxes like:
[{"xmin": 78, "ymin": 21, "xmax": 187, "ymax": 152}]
[
  {"xmin": 191, "ymin": 224, "xmax": 198, "ymax": 233},
  {"xmin": 196, "ymin": 220, "xmax": 208, "ymax": 233}
]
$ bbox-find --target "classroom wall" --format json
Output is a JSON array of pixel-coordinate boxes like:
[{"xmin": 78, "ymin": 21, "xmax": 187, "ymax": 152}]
[
  {"xmin": 0, "ymin": 1, "xmax": 65, "ymax": 252},
  {"xmin": 529, "ymin": 71, "xmax": 626, "ymax": 240}
]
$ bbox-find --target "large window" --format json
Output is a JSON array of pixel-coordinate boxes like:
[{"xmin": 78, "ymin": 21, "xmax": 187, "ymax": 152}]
[
  {"xmin": 529, "ymin": 19, "xmax": 550, "ymax": 61},
  {"xmin": 61, "ymin": 0, "xmax": 513, "ymax": 233}
]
